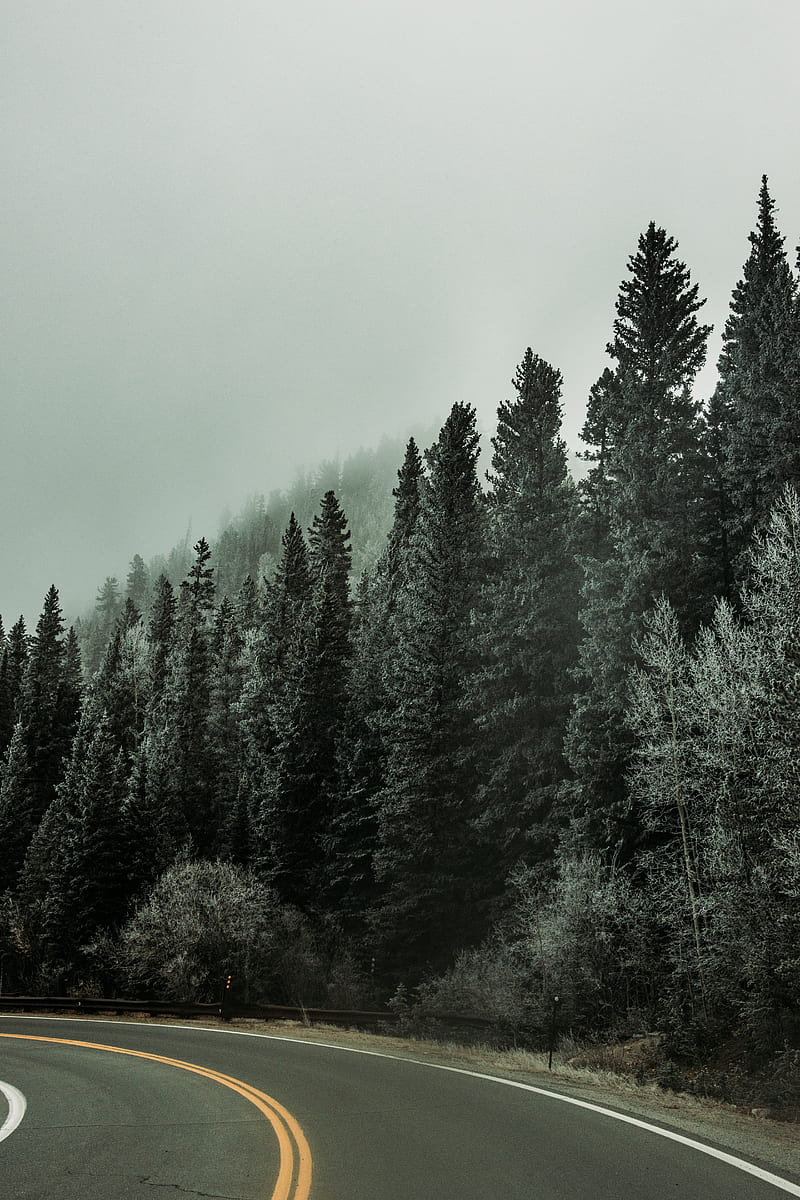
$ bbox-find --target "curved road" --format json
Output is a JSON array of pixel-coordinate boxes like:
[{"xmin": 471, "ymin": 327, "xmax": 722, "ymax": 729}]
[{"xmin": 0, "ymin": 1015, "xmax": 798, "ymax": 1199}]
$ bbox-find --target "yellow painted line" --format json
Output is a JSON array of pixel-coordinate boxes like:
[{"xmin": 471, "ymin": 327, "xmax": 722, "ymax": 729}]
[{"xmin": 0, "ymin": 1034, "xmax": 312, "ymax": 1200}]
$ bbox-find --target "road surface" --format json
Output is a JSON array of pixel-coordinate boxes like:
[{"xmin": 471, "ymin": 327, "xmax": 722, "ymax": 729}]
[{"xmin": 0, "ymin": 1015, "xmax": 798, "ymax": 1198}]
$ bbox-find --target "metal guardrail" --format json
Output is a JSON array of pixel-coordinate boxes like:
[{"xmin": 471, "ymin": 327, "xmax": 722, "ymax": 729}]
[{"xmin": 0, "ymin": 994, "xmax": 496, "ymax": 1029}]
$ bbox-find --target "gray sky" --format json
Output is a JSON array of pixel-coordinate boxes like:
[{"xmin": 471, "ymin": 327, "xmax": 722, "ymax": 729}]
[{"xmin": 3, "ymin": 0, "xmax": 799, "ymax": 625}]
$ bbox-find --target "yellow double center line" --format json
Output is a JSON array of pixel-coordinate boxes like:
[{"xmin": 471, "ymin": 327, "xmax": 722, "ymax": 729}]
[{"xmin": 0, "ymin": 1033, "xmax": 312, "ymax": 1200}]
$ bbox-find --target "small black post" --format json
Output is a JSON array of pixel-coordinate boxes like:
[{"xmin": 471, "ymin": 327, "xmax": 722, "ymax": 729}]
[
  {"xmin": 548, "ymin": 995, "xmax": 560, "ymax": 1070},
  {"xmin": 221, "ymin": 973, "xmax": 232, "ymax": 1022}
]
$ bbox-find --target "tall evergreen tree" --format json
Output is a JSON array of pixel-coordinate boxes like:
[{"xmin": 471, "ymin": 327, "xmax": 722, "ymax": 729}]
[
  {"xmin": 576, "ymin": 368, "xmax": 618, "ymax": 559},
  {"xmin": 93, "ymin": 623, "xmax": 148, "ymax": 761},
  {"xmin": 0, "ymin": 722, "xmax": 33, "ymax": 894},
  {"xmin": 58, "ymin": 627, "xmax": 83, "ymax": 747},
  {"xmin": 0, "ymin": 618, "xmax": 29, "ymax": 759},
  {"xmin": 207, "ymin": 597, "xmax": 246, "ymax": 859},
  {"xmin": 235, "ymin": 574, "xmax": 261, "ymax": 635},
  {"xmin": 157, "ymin": 625, "xmax": 215, "ymax": 856},
  {"xmin": 32, "ymin": 708, "xmax": 132, "ymax": 975},
  {"xmin": 0, "ymin": 649, "xmax": 12, "ymax": 759},
  {"xmin": 179, "ymin": 537, "xmax": 215, "ymax": 626},
  {"xmin": 474, "ymin": 349, "xmax": 580, "ymax": 884},
  {"xmin": 118, "ymin": 596, "xmax": 142, "ymax": 632},
  {"xmin": 696, "ymin": 388, "xmax": 735, "ymax": 602},
  {"xmin": 568, "ymin": 224, "xmax": 711, "ymax": 858},
  {"xmin": 270, "ymin": 513, "xmax": 311, "ymax": 650},
  {"xmin": 385, "ymin": 437, "xmax": 424, "ymax": 581},
  {"xmin": 603, "ymin": 221, "xmax": 711, "ymax": 620},
  {"xmin": 714, "ymin": 176, "xmax": 800, "ymax": 580},
  {"xmin": 307, "ymin": 491, "xmax": 353, "ymax": 743},
  {"xmin": 259, "ymin": 494, "xmax": 353, "ymax": 908},
  {"xmin": 122, "ymin": 739, "xmax": 186, "ymax": 894},
  {"xmin": 144, "ymin": 559, "xmax": 214, "ymax": 855},
  {"xmin": 10, "ymin": 588, "xmax": 77, "ymax": 879},
  {"xmin": 328, "ymin": 439, "xmax": 425, "ymax": 924},
  {"xmin": 241, "ymin": 515, "xmax": 312, "ymax": 874},
  {"xmin": 125, "ymin": 554, "xmax": 151, "ymax": 616},
  {"xmin": 147, "ymin": 574, "xmax": 176, "ymax": 704},
  {"xmin": 373, "ymin": 403, "xmax": 486, "ymax": 979}
]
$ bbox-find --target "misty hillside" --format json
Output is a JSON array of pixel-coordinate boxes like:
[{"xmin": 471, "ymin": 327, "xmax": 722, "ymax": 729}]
[{"xmin": 73, "ymin": 429, "xmax": 441, "ymax": 673}]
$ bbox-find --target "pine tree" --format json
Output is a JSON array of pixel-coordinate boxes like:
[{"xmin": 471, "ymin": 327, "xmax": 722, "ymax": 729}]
[
  {"xmin": 568, "ymin": 224, "xmax": 711, "ymax": 858},
  {"xmin": 180, "ymin": 537, "xmax": 215, "ymax": 626},
  {"xmin": 328, "ymin": 439, "xmax": 425, "ymax": 925},
  {"xmin": 235, "ymin": 575, "xmax": 261, "ymax": 635},
  {"xmin": 259, "ymin": 494, "xmax": 353, "ymax": 908},
  {"xmin": 208, "ymin": 597, "xmax": 246, "ymax": 859},
  {"xmin": 57, "ymin": 627, "xmax": 83, "ymax": 749},
  {"xmin": 125, "ymin": 554, "xmax": 151, "ymax": 616},
  {"xmin": 0, "ymin": 618, "xmax": 28, "ymax": 758},
  {"xmin": 604, "ymin": 221, "xmax": 711, "ymax": 619},
  {"xmin": 93, "ymin": 622, "xmax": 148, "ymax": 761},
  {"xmin": 241, "ymin": 515, "xmax": 312, "ymax": 875},
  {"xmin": 696, "ymin": 388, "xmax": 735, "ymax": 602},
  {"xmin": 324, "ymin": 571, "xmax": 382, "ymax": 921},
  {"xmin": 145, "ymin": 564, "xmax": 210, "ymax": 857},
  {"xmin": 474, "ymin": 349, "xmax": 581, "ymax": 884},
  {"xmin": 0, "ymin": 722, "xmax": 33, "ymax": 894},
  {"xmin": 715, "ymin": 176, "xmax": 800, "ymax": 579},
  {"xmin": 122, "ymin": 740, "xmax": 185, "ymax": 893},
  {"xmin": 16, "ymin": 706, "xmax": 133, "ymax": 980},
  {"xmin": 385, "ymin": 437, "xmax": 423, "ymax": 581},
  {"xmin": 118, "ymin": 596, "xmax": 142, "ymax": 632},
  {"xmin": 58, "ymin": 715, "xmax": 132, "ymax": 953},
  {"xmin": 131, "ymin": 726, "xmax": 190, "ymax": 870},
  {"xmin": 12, "ymin": 588, "xmax": 76, "ymax": 876},
  {"xmin": 0, "ymin": 648, "xmax": 11, "ymax": 759},
  {"xmin": 271, "ymin": 513, "xmax": 311, "ymax": 649},
  {"xmin": 147, "ymin": 574, "xmax": 176, "ymax": 704},
  {"xmin": 373, "ymin": 403, "xmax": 486, "ymax": 979},
  {"xmin": 158, "ymin": 625, "xmax": 215, "ymax": 856},
  {"xmin": 95, "ymin": 576, "xmax": 122, "ymax": 650},
  {"xmin": 307, "ymin": 491, "xmax": 353, "ymax": 747},
  {"xmin": 576, "ymin": 368, "xmax": 618, "ymax": 558}
]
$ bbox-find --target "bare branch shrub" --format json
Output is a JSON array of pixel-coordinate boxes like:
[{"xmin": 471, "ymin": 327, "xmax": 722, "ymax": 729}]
[{"xmin": 111, "ymin": 858, "xmax": 322, "ymax": 1002}]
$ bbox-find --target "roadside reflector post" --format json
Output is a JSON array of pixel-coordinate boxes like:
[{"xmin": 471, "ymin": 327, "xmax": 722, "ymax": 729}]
[
  {"xmin": 220, "ymin": 973, "xmax": 233, "ymax": 1022},
  {"xmin": 548, "ymin": 995, "xmax": 560, "ymax": 1071}
]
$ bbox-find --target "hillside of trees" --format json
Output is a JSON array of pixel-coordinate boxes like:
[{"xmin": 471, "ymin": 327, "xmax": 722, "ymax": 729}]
[
  {"xmin": 1, "ymin": 177, "xmax": 799, "ymax": 1093},
  {"xmin": 73, "ymin": 429, "xmax": 441, "ymax": 677}
]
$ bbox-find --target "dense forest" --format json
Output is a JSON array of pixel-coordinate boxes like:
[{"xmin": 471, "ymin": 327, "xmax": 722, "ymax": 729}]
[{"xmin": 1, "ymin": 177, "xmax": 799, "ymax": 1078}]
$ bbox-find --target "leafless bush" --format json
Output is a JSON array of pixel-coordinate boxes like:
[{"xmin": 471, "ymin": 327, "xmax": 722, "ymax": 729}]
[{"xmin": 110, "ymin": 858, "xmax": 322, "ymax": 1002}]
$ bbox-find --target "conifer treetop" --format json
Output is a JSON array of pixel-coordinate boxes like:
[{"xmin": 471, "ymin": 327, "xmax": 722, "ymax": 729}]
[
  {"xmin": 609, "ymin": 221, "xmax": 711, "ymax": 390},
  {"xmin": 488, "ymin": 347, "xmax": 567, "ymax": 508},
  {"xmin": 180, "ymin": 538, "xmax": 215, "ymax": 618}
]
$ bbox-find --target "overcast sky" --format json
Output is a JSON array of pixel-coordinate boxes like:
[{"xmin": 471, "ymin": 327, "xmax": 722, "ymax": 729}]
[{"xmin": 2, "ymin": 1, "xmax": 799, "ymax": 625}]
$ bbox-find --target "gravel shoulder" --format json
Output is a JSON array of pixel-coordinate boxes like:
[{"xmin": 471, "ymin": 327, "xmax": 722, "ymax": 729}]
[{"xmin": 8, "ymin": 1011, "xmax": 799, "ymax": 1184}]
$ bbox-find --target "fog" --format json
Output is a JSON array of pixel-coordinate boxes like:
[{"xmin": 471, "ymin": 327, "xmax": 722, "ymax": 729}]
[{"xmin": 2, "ymin": 1, "xmax": 798, "ymax": 624}]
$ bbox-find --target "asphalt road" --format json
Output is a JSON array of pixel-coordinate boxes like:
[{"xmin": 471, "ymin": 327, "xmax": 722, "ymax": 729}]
[{"xmin": 1, "ymin": 1015, "xmax": 798, "ymax": 1199}]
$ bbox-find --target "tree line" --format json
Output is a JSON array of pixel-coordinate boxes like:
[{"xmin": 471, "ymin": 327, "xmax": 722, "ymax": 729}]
[{"xmin": 1, "ymin": 176, "xmax": 798, "ymax": 1060}]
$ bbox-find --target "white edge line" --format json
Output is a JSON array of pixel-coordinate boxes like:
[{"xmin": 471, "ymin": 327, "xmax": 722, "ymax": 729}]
[
  {"xmin": 0, "ymin": 1079, "xmax": 27, "ymax": 1142},
  {"xmin": 2, "ymin": 1014, "xmax": 799, "ymax": 1195}
]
